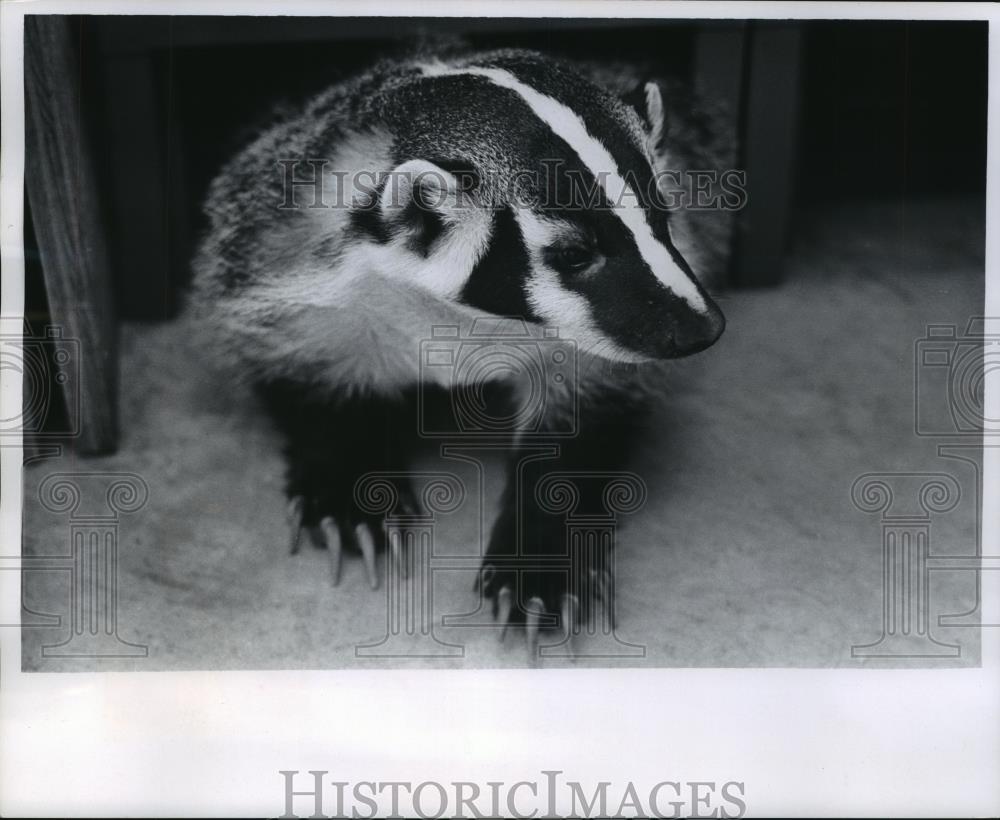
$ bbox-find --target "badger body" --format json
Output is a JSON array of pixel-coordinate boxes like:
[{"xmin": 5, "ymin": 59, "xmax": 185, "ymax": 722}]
[{"xmin": 193, "ymin": 47, "xmax": 727, "ymax": 644}]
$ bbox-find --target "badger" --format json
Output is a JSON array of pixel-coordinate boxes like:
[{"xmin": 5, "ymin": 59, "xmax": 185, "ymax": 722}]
[{"xmin": 193, "ymin": 46, "xmax": 728, "ymax": 656}]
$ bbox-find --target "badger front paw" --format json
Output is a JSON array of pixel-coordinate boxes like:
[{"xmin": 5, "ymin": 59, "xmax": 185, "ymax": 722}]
[
  {"xmin": 258, "ymin": 383, "xmax": 422, "ymax": 590},
  {"xmin": 478, "ymin": 509, "xmax": 614, "ymax": 665},
  {"xmin": 285, "ymin": 470, "xmax": 420, "ymax": 591}
]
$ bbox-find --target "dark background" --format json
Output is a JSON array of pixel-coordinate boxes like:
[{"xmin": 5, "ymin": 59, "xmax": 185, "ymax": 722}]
[
  {"xmin": 797, "ymin": 21, "xmax": 987, "ymax": 200},
  {"xmin": 25, "ymin": 17, "xmax": 988, "ymax": 322}
]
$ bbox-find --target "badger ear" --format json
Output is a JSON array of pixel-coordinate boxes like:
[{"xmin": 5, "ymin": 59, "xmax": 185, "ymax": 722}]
[
  {"xmin": 379, "ymin": 158, "xmax": 454, "ymax": 213},
  {"xmin": 623, "ymin": 80, "xmax": 666, "ymax": 151},
  {"xmin": 377, "ymin": 159, "xmax": 479, "ymax": 252}
]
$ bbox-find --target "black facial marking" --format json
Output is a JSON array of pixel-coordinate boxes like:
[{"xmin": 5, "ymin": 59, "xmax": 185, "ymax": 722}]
[
  {"xmin": 348, "ymin": 201, "xmax": 390, "ymax": 244},
  {"xmin": 544, "ymin": 243, "xmax": 600, "ymax": 278},
  {"xmin": 542, "ymin": 225, "xmax": 604, "ymax": 282},
  {"xmin": 349, "ymin": 177, "xmax": 447, "ymax": 256},
  {"xmin": 401, "ymin": 191, "xmax": 445, "ymax": 257},
  {"xmin": 460, "ymin": 206, "xmax": 539, "ymax": 321}
]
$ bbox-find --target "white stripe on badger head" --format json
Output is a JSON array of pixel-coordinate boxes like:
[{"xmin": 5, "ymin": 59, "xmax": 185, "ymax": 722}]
[{"xmin": 420, "ymin": 62, "xmax": 709, "ymax": 315}]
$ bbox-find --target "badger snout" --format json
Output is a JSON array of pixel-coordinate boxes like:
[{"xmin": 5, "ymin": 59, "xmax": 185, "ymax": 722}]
[
  {"xmin": 590, "ymin": 279, "xmax": 726, "ymax": 361},
  {"xmin": 670, "ymin": 299, "xmax": 726, "ymax": 357}
]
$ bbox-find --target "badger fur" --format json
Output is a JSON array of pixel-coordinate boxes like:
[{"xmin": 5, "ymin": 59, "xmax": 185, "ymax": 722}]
[{"xmin": 192, "ymin": 46, "xmax": 729, "ymax": 643}]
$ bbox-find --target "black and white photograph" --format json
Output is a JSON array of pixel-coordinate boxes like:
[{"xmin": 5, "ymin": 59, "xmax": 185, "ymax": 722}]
[{"xmin": 1, "ymin": 1, "xmax": 998, "ymax": 817}]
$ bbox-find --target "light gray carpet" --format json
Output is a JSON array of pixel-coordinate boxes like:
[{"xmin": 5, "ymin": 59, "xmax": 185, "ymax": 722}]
[{"xmin": 21, "ymin": 197, "xmax": 985, "ymax": 670}]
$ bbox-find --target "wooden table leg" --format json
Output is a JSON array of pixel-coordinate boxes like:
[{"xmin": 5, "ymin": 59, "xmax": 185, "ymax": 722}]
[
  {"xmin": 25, "ymin": 15, "xmax": 118, "ymax": 454},
  {"xmin": 730, "ymin": 22, "xmax": 804, "ymax": 288}
]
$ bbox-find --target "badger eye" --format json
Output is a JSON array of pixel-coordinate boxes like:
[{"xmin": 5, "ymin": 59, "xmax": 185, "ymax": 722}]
[{"xmin": 549, "ymin": 244, "xmax": 597, "ymax": 275}]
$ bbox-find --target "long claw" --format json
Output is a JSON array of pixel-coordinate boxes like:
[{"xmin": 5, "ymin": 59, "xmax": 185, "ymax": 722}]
[
  {"xmin": 356, "ymin": 523, "xmax": 378, "ymax": 590},
  {"xmin": 561, "ymin": 593, "xmax": 579, "ymax": 633},
  {"xmin": 320, "ymin": 517, "xmax": 342, "ymax": 586},
  {"xmin": 591, "ymin": 568, "xmax": 615, "ymax": 631},
  {"xmin": 561, "ymin": 593, "xmax": 580, "ymax": 661},
  {"xmin": 390, "ymin": 536, "xmax": 409, "ymax": 580},
  {"xmin": 592, "ymin": 568, "xmax": 606, "ymax": 601},
  {"xmin": 497, "ymin": 586, "xmax": 512, "ymax": 642},
  {"xmin": 287, "ymin": 496, "xmax": 305, "ymax": 555},
  {"xmin": 525, "ymin": 597, "xmax": 544, "ymax": 667},
  {"xmin": 600, "ymin": 568, "xmax": 615, "ymax": 630}
]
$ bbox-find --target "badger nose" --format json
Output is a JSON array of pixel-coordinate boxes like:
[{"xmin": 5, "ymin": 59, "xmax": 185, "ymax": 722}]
[{"xmin": 673, "ymin": 301, "xmax": 725, "ymax": 356}]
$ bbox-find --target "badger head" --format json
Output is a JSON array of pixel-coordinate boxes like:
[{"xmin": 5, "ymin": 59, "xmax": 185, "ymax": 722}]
[{"xmin": 354, "ymin": 50, "xmax": 725, "ymax": 363}]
